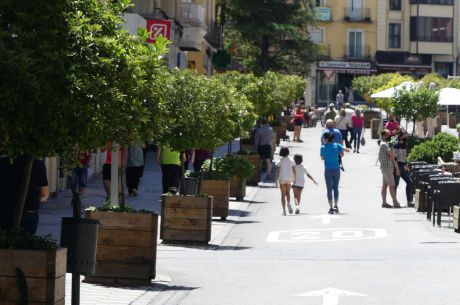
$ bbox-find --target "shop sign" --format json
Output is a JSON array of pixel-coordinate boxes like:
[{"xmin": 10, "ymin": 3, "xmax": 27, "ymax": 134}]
[
  {"xmin": 315, "ymin": 7, "xmax": 331, "ymax": 21},
  {"xmin": 318, "ymin": 61, "xmax": 371, "ymax": 70},
  {"xmin": 146, "ymin": 19, "xmax": 171, "ymax": 43}
]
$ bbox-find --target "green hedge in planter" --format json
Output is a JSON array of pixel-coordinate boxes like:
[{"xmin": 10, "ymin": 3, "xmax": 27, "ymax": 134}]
[
  {"xmin": 87, "ymin": 201, "xmax": 154, "ymax": 214},
  {"xmin": 201, "ymin": 156, "xmax": 255, "ymax": 180},
  {"xmin": 0, "ymin": 230, "xmax": 57, "ymax": 250},
  {"xmin": 408, "ymin": 132, "xmax": 460, "ymax": 163}
]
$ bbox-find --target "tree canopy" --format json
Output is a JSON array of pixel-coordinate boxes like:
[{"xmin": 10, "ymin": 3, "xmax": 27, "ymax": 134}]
[{"xmin": 225, "ymin": 0, "xmax": 319, "ymax": 74}]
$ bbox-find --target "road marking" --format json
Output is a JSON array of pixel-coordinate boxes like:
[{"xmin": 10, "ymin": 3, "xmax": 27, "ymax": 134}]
[
  {"xmin": 311, "ymin": 214, "xmax": 344, "ymax": 224},
  {"xmin": 266, "ymin": 228, "xmax": 388, "ymax": 243},
  {"xmin": 296, "ymin": 287, "xmax": 366, "ymax": 305}
]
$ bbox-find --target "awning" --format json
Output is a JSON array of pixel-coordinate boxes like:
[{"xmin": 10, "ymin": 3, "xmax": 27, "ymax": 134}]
[{"xmin": 376, "ymin": 63, "xmax": 432, "ymax": 69}]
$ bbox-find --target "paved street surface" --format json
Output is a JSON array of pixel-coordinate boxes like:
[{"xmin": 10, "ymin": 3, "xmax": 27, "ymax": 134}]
[
  {"xmin": 154, "ymin": 126, "xmax": 460, "ymax": 305},
  {"xmin": 36, "ymin": 128, "xmax": 460, "ymax": 305}
]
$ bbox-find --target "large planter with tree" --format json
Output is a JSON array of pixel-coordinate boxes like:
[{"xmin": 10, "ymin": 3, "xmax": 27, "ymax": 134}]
[
  {"xmin": 449, "ymin": 113, "xmax": 457, "ymax": 128},
  {"xmin": 161, "ymin": 194, "xmax": 213, "ymax": 243},
  {"xmin": 0, "ymin": 232, "xmax": 66, "ymax": 304},
  {"xmin": 363, "ymin": 111, "xmax": 380, "ymax": 128},
  {"xmin": 237, "ymin": 151, "xmax": 261, "ymax": 186},
  {"xmin": 84, "ymin": 206, "xmax": 158, "ymax": 285},
  {"xmin": 224, "ymin": 155, "xmax": 255, "ymax": 201}
]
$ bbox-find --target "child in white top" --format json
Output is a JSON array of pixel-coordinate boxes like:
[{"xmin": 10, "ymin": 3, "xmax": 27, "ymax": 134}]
[
  {"xmin": 292, "ymin": 154, "xmax": 318, "ymax": 214},
  {"xmin": 275, "ymin": 147, "xmax": 295, "ymax": 215}
]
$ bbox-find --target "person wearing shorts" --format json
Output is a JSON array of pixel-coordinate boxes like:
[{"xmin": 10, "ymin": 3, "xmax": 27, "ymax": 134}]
[
  {"xmin": 379, "ymin": 129, "xmax": 401, "ymax": 208},
  {"xmin": 292, "ymin": 154, "xmax": 318, "ymax": 214},
  {"xmin": 69, "ymin": 152, "xmax": 90, "ymax": 196},
  {"xmin": 255, "ymin": 118, "xmax": 273, "ymax": 178},
  {"xmin": 275, "ymin": 147, "xmax": 295, "ymax": 215}
]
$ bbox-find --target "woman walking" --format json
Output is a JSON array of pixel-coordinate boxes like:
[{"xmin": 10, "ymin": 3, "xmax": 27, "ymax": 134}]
[
  {"xmin": 126, "ymin": 144, "xmax": 145, "ymax": 196},
  {"xmin": 320, "ymin": 132, "xmax": 349, "ymax": 214},
  {"xmin": 334, "ymin": 109, "xmax": 350, "ymax": 148},
  {"xmin": 351, "ymin": 109, "xmax": 365, "ymax": 153},
  {"xmin": 292, "ymin": 154, "xmax": 318, "ymax": 214},
  {"xmin": 275, "ymin": 147, "xmax": 295, "ymax": 215},
  {"xmin": 291, "ymin": 105, "xmax": 305, "ymax": 142},
  {"xmin": 393, "ymin": 130, "xmax": 414, "ymax": 207}
]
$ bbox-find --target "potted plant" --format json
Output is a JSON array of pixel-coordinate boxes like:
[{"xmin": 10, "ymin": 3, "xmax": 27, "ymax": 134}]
[
  {"xmin": 237, "ymin": 150, "xmax": 262, "ymax": 185},
  {"xmin": 84, "ymin": 203, "xmax": 159, "ymax": 285},
  {"xmin": 222, "ymin": 155, "xmax": 255, "ymax": 201},
  {"xmin": 0, "ymin": 231, "xmax": 66, "ymax": 304}
]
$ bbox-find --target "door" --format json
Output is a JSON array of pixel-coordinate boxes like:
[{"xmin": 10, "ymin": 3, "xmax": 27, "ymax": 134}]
[
  {"xmin": 348, "ymin": 0, "xmax": 362, "ymax": 21},
  {"xmin": 348, "ymin": 31, "xmax": 363, "ymax": 58}
]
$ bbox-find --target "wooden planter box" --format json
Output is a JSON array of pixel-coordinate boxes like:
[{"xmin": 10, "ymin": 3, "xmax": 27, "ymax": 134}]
[
  {"xmin": 449, "ymin": 114, "xmax": 457, "ymax": 128},
  {"xmin": 439, "ymin": 112, "xmax": 447, "ymax": 125},
  {"xmin": 454, "ymin": 206, "xmax": 460, "ymax": 232},
  {"xmin": 371, "ymin": 118, "xmax": 380, "ymax": 139},
  {"xmin": 161, "ymin": 195, "xmax": 213, "ymax": 243},
  {"xmin": 201, "ymin": 179, "xmax": 230, "ymax": 220},
  {"xmin": 84, "ymin": 211, "xmax": 158, "ymax": 285},
  {"xmin": 0, "ymin": 248, "xmax": 66, "ymax": 305},
  {"xmin": 230, "ymin": 176, "xmax": 246, "ymax": 201},
  {"xmin": 272, "ymin": 126, "xmax": 287, "ymax": 145},
  {"xmin": 364, "ymin": 112, "xmax": 380, "ymax": 128},
  {"xmin": 238, "ymin": 154, "xmax": 261, "ymax": 186},
  {"xmin": 240, "ymin": 143, "xmax": 257, "ymax": 153}
]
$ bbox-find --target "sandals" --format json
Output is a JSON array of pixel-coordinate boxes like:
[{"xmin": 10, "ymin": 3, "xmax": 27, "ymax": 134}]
[{"xmin": 381, "ymin": 203, "xmax": 393, "ymax": 208}]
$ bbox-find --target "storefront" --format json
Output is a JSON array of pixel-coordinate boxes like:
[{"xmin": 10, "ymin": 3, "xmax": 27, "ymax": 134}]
[{"xmin": 316, "ymin": 61, "xmax": 377, "ymax": 106}]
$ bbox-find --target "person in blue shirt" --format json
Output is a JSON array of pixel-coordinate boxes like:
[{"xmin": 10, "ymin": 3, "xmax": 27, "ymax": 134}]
[
  {"xmin": 320, "ymin": 131, "xmax": 349, "ymax": 214},
  {"xmin": 321, "ymin": 119, "xmax": 342, "ymax": 144}
]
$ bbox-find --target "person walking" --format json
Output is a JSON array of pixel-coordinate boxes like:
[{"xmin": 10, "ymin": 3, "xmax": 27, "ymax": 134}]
[
  {"xmin": 126, "ymin": 144, "xmax": 145, "ymax": 196},
  {"xmin": 379, "ymin": 129, "xmax": 401, "ymax": 208},
  {"xmin": 69, "ymin": 151, "xmax": 91, "ymax": 197},
  {"xmin": 344, "ymin": 103, "xmax": 354, "ymax": 148},
  {"xmin": 321, "ymin": 119, "xmax": 342, "ymax": 144},
  {"xmin": 385, "ymin": 114, "xmax": 400, "ymax": 136},
  {"xmin": 156, "ymin": 146, "xmax": 181, "ymax": 194},
  {"xmin": 393, "ymin": 130, "xmax": 414, "ymax": 207},
  {"xmin": 102, "ymin": 143, "xmax": 121, "ymax": 201},
  {"xmin": 334, "ymin": 109, "xmax": 350, "ymax": 147},
  {"xmin": 351, "ymin": 109, "xmax": 365, "ymax": 153},
  {"xmin": 255, "ymin": 118, "xmax": 274, "ymax": 178},
  {"xmin": 292, "ymin": 154, "xmax": 318, "ymax": 214},
  {"xmin": 275, "ymin": 147, "xmax": 295, "ymax": 216},
  {"xmin": 192, "ymin": 149, "xmax": 212, "ymax": 172},
  {"xmin": 336, "ymin": 90, "xmax": 345, "ymax": 108},
  {"xmin": 291, "ymin": 105, "xmax": 305, "ymax": 142},
  {"xmin": 320, "ymin": 132, "xmax": 349, "ymax": 214},
  {"xmin": 323, "ymin": 103, "xmax": 337, "ymax": 124}
]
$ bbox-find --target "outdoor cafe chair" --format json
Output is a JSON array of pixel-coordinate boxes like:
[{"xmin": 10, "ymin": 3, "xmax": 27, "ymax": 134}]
[{"xmin": 433, "ymin": 181, "xmax": 460, "ymax": 227}]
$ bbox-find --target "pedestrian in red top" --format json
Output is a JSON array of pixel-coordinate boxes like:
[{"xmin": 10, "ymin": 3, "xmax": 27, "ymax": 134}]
[
  {"xmin": 385, "ymin": 114, "xmax": 400, "ymax": 136},
  {"xmin": 291, "ymin": 105, "xmax": 305, "ymax": 142},
  {"xmin": 68, "ymin": 151, "xmax": 91, "ymax": 197},
  {"xmin": 351, "ymin": 109, "xmax": 365, "ymax": 153}
]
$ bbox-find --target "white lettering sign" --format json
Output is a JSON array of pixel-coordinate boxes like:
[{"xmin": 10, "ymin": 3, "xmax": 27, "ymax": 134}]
[
  {"xmin": 266, "ymin": 228, "xmax": 388, "ymax": 243},
  {"xmin": 318, "ymin": 61, "xmax": 371, "ymax": 69}
]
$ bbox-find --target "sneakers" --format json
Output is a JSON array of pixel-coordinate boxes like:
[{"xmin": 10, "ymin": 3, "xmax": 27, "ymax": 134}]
[
  {"xmin": 287, "ymin": 203, "xmax": 293, "ymax": 214},
  {"xmin": 282, "ymin": 210, "xmax": 287, "ymax": 216},
  {"xmin": 328, "ymin": 208, "xmax": 334, "ymax": 214},
  {"xmin": 407, "ymin": 202, "xmax": 415, "ymax": 208},
  {"xmin": 295, "ymin": 208, "xmax": 300, "ymax": 215},
  {"xmin": 334, "ymin": 206, "xmax": 340, "ymax": 214}
]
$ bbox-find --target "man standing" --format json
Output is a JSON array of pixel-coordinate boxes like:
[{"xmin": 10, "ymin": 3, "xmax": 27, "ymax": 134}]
[
  {"xmin": 336, "ymin": 90, "xmax": 344, "ymax": 108},
  {"xmin": 323, "ymin": 103, "xmax": 337, "ymax": 124},
  {"xmin": 255, "ymin": 118, "xmax": 274, "ymax": 179},
  {"xmin": 344, "ymin": 103, "xmax": 354, "ymax": 148},
  {"xmin": 379, "ymin": 129, "xmax": 401, "ymax": 208}
]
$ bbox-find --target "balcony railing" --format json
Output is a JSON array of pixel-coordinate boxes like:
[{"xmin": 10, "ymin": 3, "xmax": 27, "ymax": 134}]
[
  {"xmin": 410, "ymin": 35, "xmax": 453, "ymax": 43},
  {"xmin": 177, "ymin": 3, "xmax": 205, "ymax": 27},
  {"xmin": 204, "ymin": 21, "xmax": 223, "ymax": 48},
  {"xmin": 344, "ymin": 45, "xmax": 371, "ymax": 59},
  {"xmin": 343, "ymin": 7, "xmax": 371, "ymax": 23}
]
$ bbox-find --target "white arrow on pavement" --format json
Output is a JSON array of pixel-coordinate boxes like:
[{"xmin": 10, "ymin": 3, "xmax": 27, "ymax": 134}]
[
  {"xmin": 296, "ymin": 287, "xmax": 366, "ymax": 305},
  {"xmin": 311, "ymin": 214, "xmax": 343, "ymax": 224}
]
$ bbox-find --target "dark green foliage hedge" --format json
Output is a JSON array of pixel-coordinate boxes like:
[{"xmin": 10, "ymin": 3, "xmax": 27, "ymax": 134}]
[{"xmin": 408, "ymin": 133, "xmax": 460, "ymax": 163}]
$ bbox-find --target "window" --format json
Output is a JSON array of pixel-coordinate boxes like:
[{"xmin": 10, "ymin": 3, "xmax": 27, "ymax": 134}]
[
  {"xmin": 435, "ymin": 62, "xmax": 453, "ymax": 77},
  {"xmin": 310, "ymin": 28, "xmax": 324, "ymax": 44},
  {"xmin": 348, "ymin": 30, "xmax": 363, "ymax": 58},
  {"xmin": 388, "ymin": 23, "xmax": 401, "ymax": 48},
  {"xmin": 410, "ymin": 0, "xmax": 453, "ymax": 4},
  {"xmin": 410, "ymin": 17, "xmax": 453, "ymax": 42},
  {"xmin": 389, "ymin": 0, "xmax": 401, "ymax": 10}
]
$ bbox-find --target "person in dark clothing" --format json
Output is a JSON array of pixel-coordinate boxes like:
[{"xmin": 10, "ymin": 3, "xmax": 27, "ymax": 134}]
[
  {"xmin": 0, "ymin": 157, "xmax": 49, "ymax": 234},
  {"xmin": 192, "ymin": 149, "xmax": 212, "ymax": 172}
]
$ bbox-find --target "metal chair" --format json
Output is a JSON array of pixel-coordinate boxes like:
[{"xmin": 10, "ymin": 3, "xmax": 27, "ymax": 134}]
[
  {"xmin": 433, "ymin": 181, "xmax": 460, "ymax": 227},
  {"xmin": 426, "ymin": 176, "xmax": 455, "ymax": 221}
]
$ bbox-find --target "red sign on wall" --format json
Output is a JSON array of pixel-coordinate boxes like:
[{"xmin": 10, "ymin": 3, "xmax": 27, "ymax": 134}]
[{"xmin": 146, "ymin": 19, "xmax": 171, "ymax": 43}]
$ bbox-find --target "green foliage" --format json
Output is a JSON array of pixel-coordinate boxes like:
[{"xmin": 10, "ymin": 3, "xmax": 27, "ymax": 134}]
[
  {"xmin": 393, "ymin": 86, "xmax": 439, "ymax": 132},
  {"xmin": 0, "ymin": 230, "xmax": 57, "ymax": 250},
  {"xmin": 225, "ymin": 0, "xmax": 319, "ymax": 74},
  {"xmin": 408, "ymin": 132, "xmax": 460, "ymax": 163},
  {"xmin": 87, "ymin": 201, "xmax": 153, "ymax": 214},
  {"xmin": 352, "ymin": 73, "xmax": 413, "ymax": 111},
  {"xmin": 456, "ymin": 123, "xmax": 460, "ymax": 130},
  {"xmin": 202, "ymin": 155, "xmax": 255, "ymax": 179},
  {"xmin": 420, "ymin": 73, "xmax": 447, "ymax": 89}
]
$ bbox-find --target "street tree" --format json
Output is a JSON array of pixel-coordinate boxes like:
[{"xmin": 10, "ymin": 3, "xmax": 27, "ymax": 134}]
[
  {"xmin": 225, "ymin": 0, "xmax": 319, "ymax": 74},
  {"xmin": 393, "ymin": 86, "xmax": 439, "ymax": 135}
]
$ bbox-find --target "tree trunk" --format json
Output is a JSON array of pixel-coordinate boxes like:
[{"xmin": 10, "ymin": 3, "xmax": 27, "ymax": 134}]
[
  {"xmin": 12, "ymin": 156, "xmax": 34, "ymax": 229},
  {"xmin": 180, "ymin": 154, "xmax": 186, "ymax": 195},
  {"xmin": 119, "ymin": 147, "xmax": 126, "ymax": 207},
  {"xmin": 412, "ymin": 118, "xmax": 416, "ymax": 136},
  {"xmin": 259, "ymin": 36, "xmax": 270, "ymax": 73}
]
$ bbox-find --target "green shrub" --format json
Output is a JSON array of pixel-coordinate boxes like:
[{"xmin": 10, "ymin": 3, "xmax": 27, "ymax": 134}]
[
  {"xmin": 202, "ymin": 155, "xmax": 255, "ymax": 180},
  {"xmin": 87, "ymin": 201, "xmax": 153, "ymax": 214},
  {"xmin": 408, "ymin": 132, "xmax": 460, "ymax": 163},
  {"xmin": 0, "ymin": 230, "xmax": 57, "ymax": 250}
]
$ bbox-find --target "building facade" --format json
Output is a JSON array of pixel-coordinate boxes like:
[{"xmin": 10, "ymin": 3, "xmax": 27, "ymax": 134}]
[
  {"xmin": 376, "ymin": 0, "xmax": 458, "ymax": 78},
  {"xmin": 123, "ymin": 0, "xmax": 221, "ymax": 75},
  {"xmin": 309, "ymin": 0, "xmax": 378, "ymax": 106}
]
